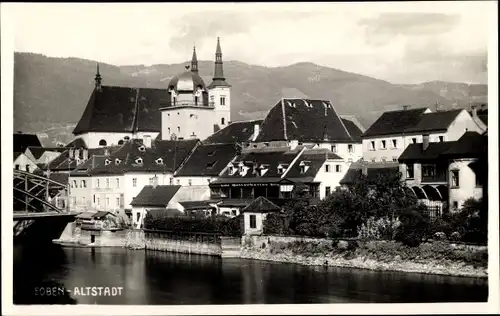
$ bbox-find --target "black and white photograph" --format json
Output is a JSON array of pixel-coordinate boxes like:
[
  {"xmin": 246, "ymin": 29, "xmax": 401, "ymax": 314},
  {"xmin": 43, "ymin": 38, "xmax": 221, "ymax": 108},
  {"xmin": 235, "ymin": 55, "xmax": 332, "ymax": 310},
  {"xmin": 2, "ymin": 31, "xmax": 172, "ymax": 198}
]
[{"xmin": 1, "ymin": 1, "xmax": 498, "ymax": 315}]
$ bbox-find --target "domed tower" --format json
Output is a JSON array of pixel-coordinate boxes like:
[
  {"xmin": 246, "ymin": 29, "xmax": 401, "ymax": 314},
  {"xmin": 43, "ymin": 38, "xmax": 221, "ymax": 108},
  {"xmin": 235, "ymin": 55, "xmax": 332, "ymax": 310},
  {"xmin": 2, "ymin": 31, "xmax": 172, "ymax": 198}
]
[
  {"xmin": 208, "ymin": 37, "xmax": 231, "ymax": 131},
  {"xmin": 160, "ymin": 46, "xmax": 214, "ymax": 141}
]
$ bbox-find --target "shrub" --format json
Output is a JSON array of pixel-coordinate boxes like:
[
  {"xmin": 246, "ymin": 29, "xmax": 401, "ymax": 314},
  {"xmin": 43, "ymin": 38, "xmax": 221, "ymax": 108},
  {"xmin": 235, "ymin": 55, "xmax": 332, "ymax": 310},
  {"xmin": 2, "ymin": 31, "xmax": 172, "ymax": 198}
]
[
  {"xmin": 263, "ymin": 213, "xmax": 287, "ymax": 235},
  {"xmin": 394, "ymin": 205, "xmax": 430, "ymax": 247},
  {"xmin": 357, "ymin": 216, "xmax": 401, "ymax": 240},
  {"xmin": 143, "ymin": 213, "xmax": 242, "ymax": 236}
]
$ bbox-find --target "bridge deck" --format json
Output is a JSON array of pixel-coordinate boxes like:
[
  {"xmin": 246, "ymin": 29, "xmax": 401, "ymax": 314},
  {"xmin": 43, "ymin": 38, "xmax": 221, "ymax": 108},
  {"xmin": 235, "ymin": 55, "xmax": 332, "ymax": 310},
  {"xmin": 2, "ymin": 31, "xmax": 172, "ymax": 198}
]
[{"xmin": 13, "ymin": 211, "xmax": 81, "ymax": 220}]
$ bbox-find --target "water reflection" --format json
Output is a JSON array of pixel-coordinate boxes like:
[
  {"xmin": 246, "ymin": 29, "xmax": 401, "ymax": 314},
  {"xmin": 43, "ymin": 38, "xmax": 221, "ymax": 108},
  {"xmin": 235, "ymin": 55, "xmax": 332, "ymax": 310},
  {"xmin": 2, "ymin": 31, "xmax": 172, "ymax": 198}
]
[{"xmin": 14, "ymin": 246, "xmax": 488, "ymax": 305}]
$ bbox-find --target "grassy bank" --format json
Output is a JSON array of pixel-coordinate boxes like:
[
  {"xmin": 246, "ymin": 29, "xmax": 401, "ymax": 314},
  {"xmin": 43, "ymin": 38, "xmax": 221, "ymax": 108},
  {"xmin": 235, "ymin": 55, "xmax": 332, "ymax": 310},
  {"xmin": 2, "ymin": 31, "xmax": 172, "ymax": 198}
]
[{"xmin": 240, "ymin": 238, "xmax": 488, "ymax": 278}]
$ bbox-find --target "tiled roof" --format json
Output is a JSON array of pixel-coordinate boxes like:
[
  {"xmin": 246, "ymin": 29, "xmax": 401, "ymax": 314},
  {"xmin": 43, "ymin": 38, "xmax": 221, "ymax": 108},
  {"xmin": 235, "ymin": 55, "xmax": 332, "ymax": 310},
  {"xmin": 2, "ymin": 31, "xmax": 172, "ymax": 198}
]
[
  {"xmin": 69, "ymin": 155, "xmax": 108, "ymax": 177},
  {"xmin": 339, "ymin": 163, "xmax": 400, "ymax": 185},
  {"xmin": 341, "ymin": 118, "xmax": 364, "ymax": 142},
  {"xmin": 46, "ymin": 146, "xmax": 121, "ymax": 171},
  {"xmin": 285, "ymin": 148, "xmax": 342, "ymax": 179},
  {"xmin": 26, "ymin": 146, "xmax": 66, "ymax": 160},
  {"xmin": 130, "ymin": 185, "xmax": 181, "ymax": 207},
  {"xmin": 403, "ymin": 109, "xmax": 462, "ymax": 133},
  {"xmin": 255, "ymin": 99, "xmax": 353, "ymax": 143},
  {"xmin": 73, "ymin": 86, "xmax": 170, "ymax": 135},
  {"xmin": 442, "ymin": 132, "xmax": 487, "ymax": 158},
  {"xmin": 14, "ymin": 152, "xmax": 22, "ymax": 161},
  {"xmin": 175, "ymin": 143, "xmax": 238, "ymax": 177},
  {"xmin": 241, "ymin": 196, "xmax": 281, "ymax": 213},
  {"xmin": 48, "ymin": 172, "xmax": 69, "ymax": 186},
  {"xmin": 89, "ymin": 139, "xmax": 199, "ymax": 175},
  {"xmin": 363, "ymin": 108, "xmax": 428, "ymax": 137},
  {"xmin": 179, "ymin": 200, "xmax": 215, "ymax": 210},
  {"xmin": 147, "ymin": 209, "xmax": 184, "ymax": 218},
  {"xmin": 202, "ymin": 120, "xmax": 263, "ymax": 144},
  {"xmin": 398, "ymin": 142, "xmax": 457, "ymax": 161},
  {"xmin": 14, "ymin": 133, "xmax": 41, "ymax": 152},
  {"xmin": 66, "ymin": 138, "xmax": 88, "ymax": 148}
]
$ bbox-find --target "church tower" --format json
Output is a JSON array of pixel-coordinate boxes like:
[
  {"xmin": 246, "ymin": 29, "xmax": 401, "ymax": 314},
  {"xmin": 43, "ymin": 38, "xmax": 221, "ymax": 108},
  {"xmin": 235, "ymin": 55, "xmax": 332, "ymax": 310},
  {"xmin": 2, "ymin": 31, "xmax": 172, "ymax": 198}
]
[{"xmin": 208, "ymin": 37, "xmax": 231, "ymax": 130}]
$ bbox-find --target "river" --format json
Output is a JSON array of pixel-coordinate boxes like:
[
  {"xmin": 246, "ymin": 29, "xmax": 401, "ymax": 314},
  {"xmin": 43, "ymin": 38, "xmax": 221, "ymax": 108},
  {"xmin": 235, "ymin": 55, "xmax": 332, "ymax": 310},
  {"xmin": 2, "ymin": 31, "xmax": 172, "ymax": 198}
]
[{"xmin": 13, "ymin": 244, "xmax": 488, "ymax": 304}]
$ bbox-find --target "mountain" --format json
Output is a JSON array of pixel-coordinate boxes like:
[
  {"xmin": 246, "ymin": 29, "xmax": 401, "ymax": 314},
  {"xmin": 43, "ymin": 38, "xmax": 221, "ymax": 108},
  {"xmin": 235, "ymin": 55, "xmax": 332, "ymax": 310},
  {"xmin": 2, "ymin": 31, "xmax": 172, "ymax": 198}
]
[{"xmin": 13, "ymin": 53, "xmax": 487, "ymax": 146}]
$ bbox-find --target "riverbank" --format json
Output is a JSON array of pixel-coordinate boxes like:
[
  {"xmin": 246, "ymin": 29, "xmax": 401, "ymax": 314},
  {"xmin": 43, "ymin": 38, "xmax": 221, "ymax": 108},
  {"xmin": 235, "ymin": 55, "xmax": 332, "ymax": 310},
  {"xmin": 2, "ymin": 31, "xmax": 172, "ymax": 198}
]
[{"xmin": 240, "ymin": 236, "xmax": 488, "ymax": 279}]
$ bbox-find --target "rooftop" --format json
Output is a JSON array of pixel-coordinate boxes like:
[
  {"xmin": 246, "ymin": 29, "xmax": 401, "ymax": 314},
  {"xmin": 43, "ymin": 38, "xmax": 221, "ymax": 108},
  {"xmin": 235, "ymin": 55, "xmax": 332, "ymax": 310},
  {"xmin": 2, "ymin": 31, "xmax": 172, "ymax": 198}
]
[
  {"xmin": 14, "ymin": 133, "xmax": 42, "ymax": 153},
  {"xmin": 130, "ymin": 185, "xmax": 181, "ymax": 207},
  {"xmin": 203, "ymin": 119, "xmax": 263, "ymax": 145},
  {"xmin": 175, "ymin": 143, "xmax": 238, "ymax": 177},
  {"xmin": 363, "ymin": 108, "xmax": 428, "ymax": 137}
]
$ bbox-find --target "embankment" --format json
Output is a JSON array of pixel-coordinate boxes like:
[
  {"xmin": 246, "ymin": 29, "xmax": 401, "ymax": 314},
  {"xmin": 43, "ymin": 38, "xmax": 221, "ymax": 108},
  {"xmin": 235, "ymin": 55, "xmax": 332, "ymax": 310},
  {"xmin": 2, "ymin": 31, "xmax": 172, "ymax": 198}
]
[{"xmin": 240, "ymin": 235, "xmax": 488, "ymax": 279}]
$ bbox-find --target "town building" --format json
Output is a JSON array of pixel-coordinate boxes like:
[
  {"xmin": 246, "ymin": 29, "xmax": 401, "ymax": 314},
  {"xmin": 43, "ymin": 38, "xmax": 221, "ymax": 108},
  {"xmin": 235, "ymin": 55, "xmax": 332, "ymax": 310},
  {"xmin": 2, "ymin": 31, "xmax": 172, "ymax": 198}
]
[
  {"xmin": 240, "ymin": 196, "xmax": 281, "ymax": 235},
  {"xmin": 362, "ymin": 107, "xmax": 486, "ymax": 163},
  {"xmin": 398, "ymin": 131, "xmax": 487, "ymax": 216},
  {"xmin": 24, "ymin": 146, "xmax": 66, "ymax": 167},
  {"xmin": 14, "ymin": 152, "xmax": 39, "ymax": 173}
]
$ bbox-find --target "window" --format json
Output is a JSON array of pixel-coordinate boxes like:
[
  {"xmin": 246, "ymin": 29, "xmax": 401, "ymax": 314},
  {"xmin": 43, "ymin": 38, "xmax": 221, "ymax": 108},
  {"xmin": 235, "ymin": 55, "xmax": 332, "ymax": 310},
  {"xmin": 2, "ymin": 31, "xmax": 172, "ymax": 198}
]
[
  {"xmin": 335, "ymin": 165, "xmax": 341, "ymax": 172},
  {"xmin": 412, "ymin": 138, "xmax": 417, "ymax": 144},
  {"xmin": 99, "ymin": 139, "xmax": 107, "ymax": 146},
  {"xmin": 325, "ymin": 164, "xmax": 330, "ymax": 172},
  {"xmin": 325, "ymin": 186, "xmax": 331, "ymax": 197},
  {"xmin": 116, "ymin": 197, "xmax": 120, "ymax": 206},
  {"xmin": 348, "ymin": 158, "xmax": 353, "ymax": 163},
  {"xmin": 116, "ymin": 178, "xmax": 120, "ymax": 188},
  {"xmin": 207, "ymin": 179, "xmax": 211, "ymax": 184},
  {"xmin": 381, "ymin": 157, "xmax": 387, "ymax": 163},
  {"xmin": 452, "ymin": 201, "xmax": 459, "ymax": 210},
  {"xmin": 439, "ymin": 136, "xmax": 444, "ymax": 142},
  {"xmin": 136, "ymin": 212, "xmax": 140, "ymax": 222},
  {"xmin": 93, "ymin": 195, "xmax": 96, "ymax": 203},
  {"xmin": 381, "ymin": 140, "xmax": 387, "ymax": 150},
  {"xmin": 451, "ymin": 170, "xmax": 460, "ymax": 187},
  {"xmin": 96, "ymin": 179, "xmax": 100, "ymax": 188},
  {"xmin": 331, "ymin": 145, "xmax": 337, "ymax": 153},
  {"xmin": 370, "ymin": 141, "xmax": 375, "ymax": 151},
  {"xmin": 249, "ymin": 215, "xmax": 256, "ymax": 229},
  {"xmin": 149, "ymin": 177, "xmax": 155, "ymax": 185},
  {"xmin": 118, "ymin": 140, "xmax": 124, "ymax": 145},
  {"xmin": 169, "ymin": 177, "xmax": 174, "ymax": 185},
  {"xmin": 81, "ymin": 180, "xmax": 87, "ymax": 188},
  {"xmin": 26, "ymin": 165, "xmax": 30, "ymax": 172},
  {"xmin": 177, "ymin": 126, "xmax": 180, "ymax": 133},
  {"xmin": 348, "ymin": 144, "xmax": 354, "ymax": 153},
  {"xmin": 188, "ymin": 179, "xmax": 192, "ymax": 186},
  {"xmin": 176, "ymin": 179, "xmax": 180, "ymax": 185},
  {"xmin": 15, "ymin": 164, "xmax": 19, "ymax": 170},
  {"xmin": 168, "ymin": 127, "xmax": 171, "ymax": 134},
  {"xmin": 194, "ymin": 96, "xmax": 199, "ymax": 104},
  {"xmin": 371, "ymin": 159, "xmax": 376, "ymax": 163},
  {"xmin": 406, "ymin": 164, "xmax": 414, "ymax": 179},
  {"xmin": 106, "ymin": 197, "xmax": 109, "ymax": 206},
  {"xmin": 392, "ymin": 139, "xmax": 397, "ymax": 149},
  {"xmin": 106, "ymin": 178, "xmax": 110, "ymax": 188},
  {"xmin": 220, "ymin": 96, "xmax": 226, "ymax": 106},
  {"xmin": 97, "ymin": 197, "xmax": 100, "ymax": 205},
  {"xmin": 423, "ymin": 165, "xmax": 436, "ymax": 177},
  {"xmin": 232, "ymin": 210, "xmax": 237, "ymax": 216},
  {"xmin": 132, "ymin": 178, "xmax": 137, "ymax": 187},
  {"xmin": 300, "ymin": 165, "xmax": 306, "ymax": 174},
  {"xmin": 221, "ymin": 118, "xmax": 225, "ymax": 125}
]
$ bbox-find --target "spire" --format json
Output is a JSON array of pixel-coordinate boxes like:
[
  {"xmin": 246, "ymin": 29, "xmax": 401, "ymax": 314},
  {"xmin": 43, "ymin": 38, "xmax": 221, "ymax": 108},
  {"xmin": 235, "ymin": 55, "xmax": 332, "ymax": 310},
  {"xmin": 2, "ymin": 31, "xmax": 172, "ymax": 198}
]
[
  {"xmin": 95, "ymin": 63, "xmax": 102, "ymax": 91},
  {"xmin": 208, "ymin": 37, "xmax": 230, "ymax": 88},
  {"xmin": 191, "ymin": 45, "xmax": 198, "ymax": 73}
]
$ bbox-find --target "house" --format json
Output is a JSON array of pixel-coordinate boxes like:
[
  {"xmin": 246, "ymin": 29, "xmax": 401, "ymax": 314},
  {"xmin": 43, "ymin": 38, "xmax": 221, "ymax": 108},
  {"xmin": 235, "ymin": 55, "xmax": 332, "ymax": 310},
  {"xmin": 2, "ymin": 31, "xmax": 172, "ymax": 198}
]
[
  {"xmin": 130, "ymin": 185, "xmax": 183, "ymax": 229},
  {"xmin": 76, "ymin": 211, "xmax": 120, "ymax": 231},
  {"xmin": 24, "ymin": 146, "xmax": 66, "ymax": 165},
  {"xmin": 398, "ymin": 132, "xmax": 487, "ymax": 215},
  {"xmin": 202, "ymin": 119, "xmax": 264, "ymax": 145},
  {"xmin": 45, "ymin": 146, "xmax": 120, "ymax": 174},
  {"xmin": 14, "ymin": 152, "xmax": 39, "ymax": 173},
  {"xmin": 209, "ymin": 146, "xmax": 347, "ymax": 215},
  {"xmin": 362, "ymin": 107, "xmax": 486, "ymax": 163},
  {"xmin": 14, "ymin": 132, "xmax": 42, "ymax": 153},
  {"xmin": 68, "ymin": 155, "xmax": 108, "ymax": 212},
  {"xmin": 241, "ymin": 196, "xmax": 281, "ymax": 235},
  {"xmin": 251, "ymin": 98, "xmax": 363, "ymax": 162}
]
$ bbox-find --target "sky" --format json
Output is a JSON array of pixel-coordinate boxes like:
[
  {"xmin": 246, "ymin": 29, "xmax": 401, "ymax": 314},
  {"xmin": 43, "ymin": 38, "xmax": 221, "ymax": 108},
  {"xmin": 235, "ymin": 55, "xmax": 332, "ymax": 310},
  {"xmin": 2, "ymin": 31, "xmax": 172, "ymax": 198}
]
[{"xmin": 3, "ymin": 2, "xmax": 495, "ymax": 84}]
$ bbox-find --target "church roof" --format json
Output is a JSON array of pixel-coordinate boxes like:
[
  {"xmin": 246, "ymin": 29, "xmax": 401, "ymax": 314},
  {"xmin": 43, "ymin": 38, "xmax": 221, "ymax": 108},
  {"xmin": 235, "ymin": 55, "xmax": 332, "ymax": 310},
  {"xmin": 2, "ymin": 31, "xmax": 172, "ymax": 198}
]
[
  {"xmin": 202, "ymin": 120, "xmax": 263, "ymax": 145},
  {"xmin": 73, "ymin": 86, "xmax": 170, "ymax": 135},
  {"xmin": 168, "ymin": 70, "xmax": 206, "ymax": 92},
  {"xmin": 255, "ymin": 99, "xmax": 353, "ymax": 143}
]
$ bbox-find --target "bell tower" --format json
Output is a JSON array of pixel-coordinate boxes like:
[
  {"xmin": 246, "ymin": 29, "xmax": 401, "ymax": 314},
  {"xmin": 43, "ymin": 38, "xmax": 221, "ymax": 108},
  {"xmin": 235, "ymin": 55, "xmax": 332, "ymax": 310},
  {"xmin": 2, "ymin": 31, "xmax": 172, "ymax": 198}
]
[{"xmin": 208, "ymin": 37, "xmax": 231, "ymax": 131}]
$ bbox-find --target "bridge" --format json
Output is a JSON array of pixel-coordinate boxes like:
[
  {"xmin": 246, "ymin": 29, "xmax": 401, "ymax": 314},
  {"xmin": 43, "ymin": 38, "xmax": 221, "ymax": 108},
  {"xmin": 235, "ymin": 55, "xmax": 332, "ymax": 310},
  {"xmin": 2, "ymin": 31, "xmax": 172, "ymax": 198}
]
[{"xmin": 13, "ymin": 170, "xmax": 80, "ymax": 245}]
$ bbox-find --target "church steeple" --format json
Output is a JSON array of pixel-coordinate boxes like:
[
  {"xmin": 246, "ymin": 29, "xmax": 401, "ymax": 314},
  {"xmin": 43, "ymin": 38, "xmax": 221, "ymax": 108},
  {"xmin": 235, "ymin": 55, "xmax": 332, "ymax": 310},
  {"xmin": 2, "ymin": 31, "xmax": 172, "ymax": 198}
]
[
  {"xmin": 191, "ymin": 45, "xmax": 198, "ymax": 73},
  {"xmin": 95, "ymin": 63, "xmax": 102, "ymax": 91},
  {"xmin": 208, "ymin": 37, "xmax": 230, "ymax": 88}
]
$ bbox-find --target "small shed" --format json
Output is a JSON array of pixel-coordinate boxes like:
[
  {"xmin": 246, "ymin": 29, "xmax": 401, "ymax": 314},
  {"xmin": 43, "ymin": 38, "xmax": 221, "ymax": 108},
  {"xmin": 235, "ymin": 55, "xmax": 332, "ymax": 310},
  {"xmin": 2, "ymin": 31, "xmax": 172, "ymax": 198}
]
[
  {"xmin": 76, "ymin": 211, "xmax": 119, "ymax": 230},
  {"xmin": 240, "ymin": 196, "xmax": 281, "ymax": 235},
  {"xmin": 130, "ymin": 185, "xmax": 182, "ymax": 229}
]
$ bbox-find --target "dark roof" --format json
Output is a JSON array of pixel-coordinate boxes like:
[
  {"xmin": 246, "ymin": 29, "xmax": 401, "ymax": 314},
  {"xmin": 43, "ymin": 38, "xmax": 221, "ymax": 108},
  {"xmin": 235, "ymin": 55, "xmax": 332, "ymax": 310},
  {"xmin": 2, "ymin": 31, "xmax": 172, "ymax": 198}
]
[
  {"xmin": 363, "ymin": 108, "xmax": 428, "ymax": 137},
  {"xmin": 47, "ymin": 146, "xmax": 121, "ymax": 172},
  {"xmin": 49, "ymin": 172, "xmax": 69, "ymax": 186},
  {"xmin": 255, "ymin": 99, "xmax": 353, "ymax": 143},
  {"xmin": 403, "ymin": 109, "xmax": 462, "ymax": 133},
  {"xmin": 175, "ymin": 143, "xmax": 238, "ymax": 177},
  {"xmin": 339, "ymin": 163, "xmax": 400, "ymax": 185},
  {"xmin": 398, "ymin": 142, "xmax": 457, "ymax": 161},
  {"xmin": 146, "ymin": 208, "xmax": 184, "ymax": 218},
  {"xmin": 26, "ymin": 146, "xmax": 66, "ymax": 160},
  {"xmin": 73, "ymin": 86, "xmax": 170, "ymax": 135},
  {"xmin": 93, "ymin": 211, "xmax": 117, "ymax": 218},
  {"xmin": 66, "ymin": 138, "xmax": 88, "ymax": 148},
  {"xmin": 179, "ymin": 201, "xmax": 214, "ymax": 210},
  {"xmin": 341, "ymin": 118, "xmax": 363, "ymax": 142},
  {"xmin": 69, "ymin": 155, "xmax": 108, "ymax": 177},
  {"xmin": 241, "ymin": 196, "xmax": 281, "ymax": 213},
  {"xmin": 14, "ymin": 133, "xmax": 41, "ymax": 152},
  {"xmin": 203, "ymin": 120, "xmax": 263, "ymax": 144},
  {"xmin": 442, "ymin": 132, "xmax": 487, "ymax": 158},
  {"xmin": 478, "ymin": 114, "xmax": 488, "ymax": 126},
  {"xmin": 217, "ymin": 199, "xmax": 253, "ymax": 207},
  {"xmin": 285, "ymin": 149, "xmax": 342, "ymax": 179},
  {"xmin": 130, "ymin": 185, "xmax": 181, "ymax": 207},
  {"xmin": 14, "ymin": 152, "xmax": 22, "ymax": 161},
  {"xmin": 89, "ymin": 139, "xmax": 198, "ymax": 175}
]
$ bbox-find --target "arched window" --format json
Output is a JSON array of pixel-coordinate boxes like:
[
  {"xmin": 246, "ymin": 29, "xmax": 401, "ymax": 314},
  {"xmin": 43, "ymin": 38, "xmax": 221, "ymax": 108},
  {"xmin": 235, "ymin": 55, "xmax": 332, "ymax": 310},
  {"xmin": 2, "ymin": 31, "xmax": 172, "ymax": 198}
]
[
  {"xmin": 221, "ymin": 117, "xmax": 225, "ymax": 125},
  {"xmin": 118, "ymin": 140, "xmax": 124, "ymax": 145},
  {"xmin": 99, "ymin": 139, "xmax": 107, "ymax": 146}
]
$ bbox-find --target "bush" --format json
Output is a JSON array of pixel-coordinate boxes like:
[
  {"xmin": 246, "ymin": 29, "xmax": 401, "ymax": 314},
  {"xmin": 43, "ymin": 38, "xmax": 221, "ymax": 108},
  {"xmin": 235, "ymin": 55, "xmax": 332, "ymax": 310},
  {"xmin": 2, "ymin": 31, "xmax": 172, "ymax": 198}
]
[
  {"xmin": 394, "ymin": 205, "xmax": 430, "ymax": 247},
  {"xmin": 357, "ymin": 216, "xmax": 401, "ymax": 240},
  {"xmin": 263, "ymin": 213, "xmax": 287, "ymax": 235},
  {"xmin": 143, "ymin": 213, "xmax": 243, "ymax": 236}
]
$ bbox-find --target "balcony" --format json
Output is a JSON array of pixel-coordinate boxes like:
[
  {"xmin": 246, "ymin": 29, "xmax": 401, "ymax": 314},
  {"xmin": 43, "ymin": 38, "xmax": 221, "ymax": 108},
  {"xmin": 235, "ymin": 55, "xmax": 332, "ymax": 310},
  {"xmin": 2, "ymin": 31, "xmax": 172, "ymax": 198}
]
[
  {"xmin": 170, "ymin": 101, "xmax": 214, "ymax": 109},
  {"xmin": 421, "ymin": 174, "xmax": 447, "ymax": 184}
]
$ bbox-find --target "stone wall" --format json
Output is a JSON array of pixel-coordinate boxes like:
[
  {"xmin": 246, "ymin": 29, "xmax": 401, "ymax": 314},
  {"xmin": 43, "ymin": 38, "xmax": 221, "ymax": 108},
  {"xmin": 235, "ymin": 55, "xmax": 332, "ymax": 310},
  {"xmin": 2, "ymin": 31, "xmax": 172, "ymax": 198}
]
[
  {"xmin": 242, "ymin": 234, "xmax": 328, "ymax": 250},
  {"xmin": 144, "ymin": 234, "xmax": 222, "ymax": 256}
]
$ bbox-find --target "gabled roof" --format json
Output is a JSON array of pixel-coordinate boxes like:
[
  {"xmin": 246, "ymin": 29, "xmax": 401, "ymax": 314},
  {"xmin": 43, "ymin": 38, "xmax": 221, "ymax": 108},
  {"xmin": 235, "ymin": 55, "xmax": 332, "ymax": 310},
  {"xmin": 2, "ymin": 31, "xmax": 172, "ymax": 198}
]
[
  {"xmin": 46, "ymin": 146, "xmax": 121, "ymax": 171},
  {"xmin": 398, "ymin": 142, "xmax": 457, "ymax": 161},
  {"xmin": 179, "ymin": 201, "xmax": 215, "ymax": 210},
  {"xmin": 255, "ymin": 99, "xmax": 353, "ymax": 143},
  {"xmin": 341, "ymin": 118, "xmax": 364, "ymax": 142},
  {"xmin": 130, "ymin": 185, "xmax": 181, "ymax": 207},
  {"xmin": 363, "ymin": 108, "xmax": 428, "ymax": 137},
  {"xmin": 441, "ymin": 132, "xmax": 487, "ymax": 158},
  {"xmin": 202, "ymin": 120, "xmax": 263, "ymax": 144},
  {"xmin": 403, "ymin": 109, "xmax": 463, "ymax": 133},
  {"xmin": 69, "ymin": 155, "xmax": 108, "ymax": 177},
  {"xmin": 241, "ymin": 196, "xmax": 281, "ymax": 213},
  {"xmin": 339, "ymin": 163, "xmax": 400, "ymax": 185},
  {"xmin": 175, "ymin": 143, "xmax": 238, "ymax": 177},
  {"xmin": 285, "ymin": 148, "xmax": 342, "ymax": 180},
  {"xmin": 14, "ymin": 133, "xmax": 41, "ymax": 152},
  {"xmin": 73, "ymin": 86, "xmax": 170, "ymax": 135},
  {"xmin": 89, "ymin": 139, "xmax": 198, "ymax": 175},
  {"xmin": 26, "ymin": 146, "xmax": 66, "ymax": 160}
]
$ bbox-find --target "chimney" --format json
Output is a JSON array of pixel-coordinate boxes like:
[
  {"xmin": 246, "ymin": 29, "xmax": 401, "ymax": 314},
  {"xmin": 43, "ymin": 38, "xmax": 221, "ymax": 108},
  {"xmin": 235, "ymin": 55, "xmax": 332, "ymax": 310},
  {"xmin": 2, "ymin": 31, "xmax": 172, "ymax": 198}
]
[
  {"xmin": 152, "ymin": 175, "xmax": 158, "ymax": 188},
  {"xmin": 422, "ymin": 134, "xmax": 430, "ymax": 151},
  {"xmin": 143, "ymin": 135, "xmax": 152, "ymax": 148},
  {"xmin": 471, "ymin": 104, "xmax": 478, "ymax": 118},
  {"xmin": 252, "ymin": 123, "xmax": 260, "ymax": 141},
  {"xmin": 82, "ymin": 149, "xmax": 88, "ymax": 161}
]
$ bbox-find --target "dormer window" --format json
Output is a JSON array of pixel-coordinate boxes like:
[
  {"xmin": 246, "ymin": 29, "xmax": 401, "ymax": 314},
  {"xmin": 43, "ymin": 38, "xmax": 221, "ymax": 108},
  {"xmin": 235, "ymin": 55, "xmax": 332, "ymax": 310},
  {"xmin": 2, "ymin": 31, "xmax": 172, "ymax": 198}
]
[
  {"xmin": 138, "ymin": 145, "xmax": 146, "ymax": 152},
  {"xmin": 259, "ymin": 164, "xmax": 270, "ymax": 176},
  {"xmin": 208, "ymin": 150, "xmax": 216, "ymax": 156},
  {"xmin": 135, "ymin": 157, "xmax": 143, "ymax": 165},
  {"xmin": 228, "ymin": 164, "xmax": 235, "ymax": 176},
  {"xmin": 206, "ymin": 161, "xmax": 217, "ymax": 169},
  {"xmin": 286, "ymin": 101, "xmax": 296, "ymax": 108},
  {"xmin": 322, "ymin": 102, "xmax": 331, "ymax": 109},
  {"xmin": 104, "ymin": 159, "xmax": 111, "ymax": 166},
  {"xmin": 156, "ymin": 158, "xmax": 163, "ymax": 165},
  {"xmin": 115, "ymin": 158, "xmax": 121, "ymax": 165},
  {"xmin": 299, "ymin": 161, "xmax": 310, "ymax": 174}
]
